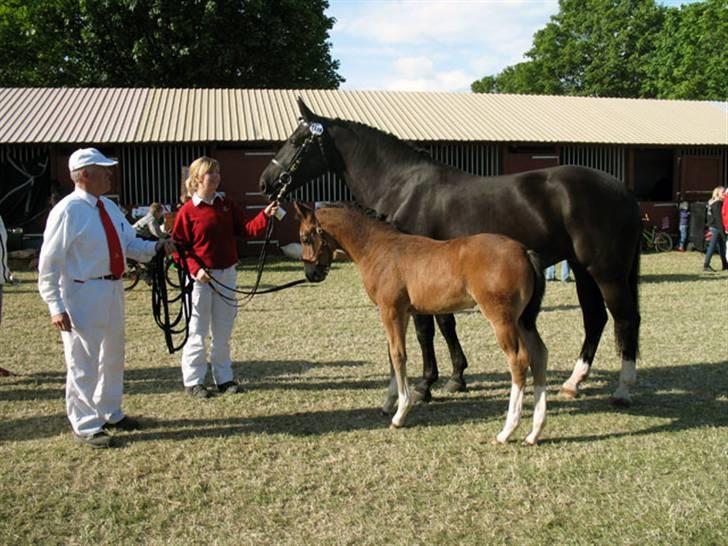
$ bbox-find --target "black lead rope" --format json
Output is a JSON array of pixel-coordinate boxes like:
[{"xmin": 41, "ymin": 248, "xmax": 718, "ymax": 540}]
[{"xmin": 150, "ymin": 224, "xmax": 307, "ymax": 353}]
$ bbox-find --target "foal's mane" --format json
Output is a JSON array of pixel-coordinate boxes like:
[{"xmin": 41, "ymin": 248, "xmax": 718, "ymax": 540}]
[{"xmin": 316, "ymin": 202, "xmax": 401, "ymax": 233}]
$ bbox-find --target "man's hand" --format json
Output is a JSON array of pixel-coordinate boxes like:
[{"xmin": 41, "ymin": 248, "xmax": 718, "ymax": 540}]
[
  {"xmin": 51, "ymin": 312, "xmax": 72, "ymax": 332},
  {"xmin": 194, "ymin": 269, "xmax": 211, "ymax": 284}
]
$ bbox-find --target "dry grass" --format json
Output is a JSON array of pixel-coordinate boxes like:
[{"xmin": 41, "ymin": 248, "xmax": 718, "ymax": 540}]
[{"xmin": 1, "ymin": 251, "xmax": 726, "ymax": 545}]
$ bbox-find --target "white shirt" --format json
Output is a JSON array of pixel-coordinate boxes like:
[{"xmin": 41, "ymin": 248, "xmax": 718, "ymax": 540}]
[
  {"xmin": 38, "ymin": 188, "xmax": 158, "ymax": 316},
  {"xmin": 191, "ymin": 192, "xmax": 222, "ymax": 207},
  {"xmin": 0, "ymin": 214, "xmax": 9, "ymax": 285}
]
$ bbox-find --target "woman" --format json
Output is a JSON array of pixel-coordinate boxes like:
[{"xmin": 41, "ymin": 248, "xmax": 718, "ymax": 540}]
[
  {"xmin": 703, "ymin": 186, "xmax": 727, "ymax": 272},
  {"xmin": 172, "ymin": 157, "xmax": 278, "ymax": 398}
]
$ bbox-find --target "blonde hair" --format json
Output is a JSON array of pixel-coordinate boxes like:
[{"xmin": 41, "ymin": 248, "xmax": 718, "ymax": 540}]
[
  {"xmin": 709, "ymin": 186, "xmax": 725, "ymax": 204},
  {"xmin": 185, "ymin": 156, "xmax": 219, "ymax": 195}
]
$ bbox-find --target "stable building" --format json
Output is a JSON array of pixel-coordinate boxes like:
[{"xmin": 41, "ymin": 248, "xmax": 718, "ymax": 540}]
[{"xmin": 1, "ymin": 88, "xmax": 726, "ymax": 253}]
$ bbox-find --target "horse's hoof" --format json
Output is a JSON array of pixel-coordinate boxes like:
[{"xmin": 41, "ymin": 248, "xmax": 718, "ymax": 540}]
[
  {"xmin": 610, "ymin": 395, "xmax": 632, "ymax": 408},
  {"xmin": 559, "ymin": 384, "xmax": 578, "ymax": 399},
  {"xmin": 443, "ymin": 378, "xmax": 467, "ymax": 394},
  {"xmin": 522, "ymin": 438, "xmax": 538, "ymax": 447},
  {"xmin": 412, "ymin": 388, "xmax": 432, "ymax": 404},
  {"xmin": 389, "ymin": 422, "xmax": 403, "ymax": 430},
  {"xmin": 492, "ymin": 436, "xmax": 506, "ymax": 446}
]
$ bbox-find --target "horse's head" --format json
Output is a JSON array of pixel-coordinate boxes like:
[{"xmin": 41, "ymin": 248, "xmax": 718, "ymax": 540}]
[
  {"xmin": 294, "ymin": 201, "xmax": 334, "ymax": 283},
  {"xmin": 259, "ymin": 98, "xmax": 330, "ymax": 201}
]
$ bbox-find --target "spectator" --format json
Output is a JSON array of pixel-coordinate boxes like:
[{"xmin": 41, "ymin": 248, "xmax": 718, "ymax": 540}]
[
  {"xmin": 133, "ymin": 202, "xmax": 168, "ymax": 240},
  {"xmin": 703, "ymin": 186, "xmax": 727, "ymax": 272},
  {"xmin": 0, "ymin": 214, "xmax": 14, "ymax": 377},
  {"xmin": 38, "ymin": 148, "xmax": 175, "ymax": 449},
  {"xmin": 545, "ymin": 260, "xmax": 570, "ymax": 282},
  {"xmin": 677, "ymin": 201, "xmax": 689, "ymax": 252}
]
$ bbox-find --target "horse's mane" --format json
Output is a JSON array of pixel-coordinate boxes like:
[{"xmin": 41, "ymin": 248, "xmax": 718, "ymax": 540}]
[
  {"xmin": 325, "ymin": 116, "xmax": 440, "ymax": 167},
  {"xmin": 316, "ymin": 201, "xmax": 402, "ymax": 233}
]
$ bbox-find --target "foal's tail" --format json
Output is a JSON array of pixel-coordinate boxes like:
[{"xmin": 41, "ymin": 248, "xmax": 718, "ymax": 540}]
[{"xmin": 520, "ymin": 250, "xmax": 546, "ymax": 331}]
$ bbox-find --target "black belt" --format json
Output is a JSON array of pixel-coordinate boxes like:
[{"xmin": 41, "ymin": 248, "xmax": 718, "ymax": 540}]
[{"xmin": 73, "ymin": 275, "xmax": 121, "ymax": 283}]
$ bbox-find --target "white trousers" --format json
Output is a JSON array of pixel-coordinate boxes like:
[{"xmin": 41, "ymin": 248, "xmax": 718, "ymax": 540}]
[
  {"xmin": 61, "ymin": 279, "xmax": 125, "ymax": 436},
  {"xmin": 181, "ymin": 266, "xmax": 238, "ymax": 387}
]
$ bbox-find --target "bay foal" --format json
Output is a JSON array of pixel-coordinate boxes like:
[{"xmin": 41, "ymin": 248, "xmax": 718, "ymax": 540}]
[{"xmin": 294, "ymin": 203, "xmax": 548, "ymax": 445}]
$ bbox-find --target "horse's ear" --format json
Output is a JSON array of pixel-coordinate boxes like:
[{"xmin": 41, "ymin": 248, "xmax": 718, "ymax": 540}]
[
  {"xmin": 297, "ymin": 97, "xmax": 316, "ymax": 122},
  {"xmin": 293, "ymin": 201, "xmax": 314, "ymax": 221}
]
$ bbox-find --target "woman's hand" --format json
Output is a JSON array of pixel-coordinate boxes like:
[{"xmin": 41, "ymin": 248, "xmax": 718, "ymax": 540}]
[
  {"xmin": 195, "ymin": 269, "xmax": 211, "ymax": 284},
  {"xmin": 263, "ymin": 201, "xmax": 280, "ymax": 218}
]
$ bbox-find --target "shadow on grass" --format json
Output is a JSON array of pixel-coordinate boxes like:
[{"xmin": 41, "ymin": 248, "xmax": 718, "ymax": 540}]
[
  {"xmin": 2, "ymin": 361, "xmax": 726, "ymax": 444},
  {"xmin": 640, "ymin": 273, "xmax": 728, "ymax": 283}
]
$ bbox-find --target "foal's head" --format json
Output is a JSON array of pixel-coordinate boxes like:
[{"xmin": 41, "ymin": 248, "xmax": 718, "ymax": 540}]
[{"xmin": 294, "ymin": 202, "xmax": 334, "ymax": 283}]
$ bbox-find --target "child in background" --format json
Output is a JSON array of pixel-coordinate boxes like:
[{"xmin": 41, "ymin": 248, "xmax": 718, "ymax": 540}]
[{"xmin": 677, "ymin": 201, "xmax": 689, "ymax": 251}]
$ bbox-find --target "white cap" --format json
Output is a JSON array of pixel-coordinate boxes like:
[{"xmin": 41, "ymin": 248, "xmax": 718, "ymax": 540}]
[{"xmin": 68, "ymin": 148, "xmax": 118, "ymax": 172}]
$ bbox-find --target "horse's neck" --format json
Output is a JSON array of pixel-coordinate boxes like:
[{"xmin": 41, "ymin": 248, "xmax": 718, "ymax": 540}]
[
  {"xmin": 330, "ymin": 123, "xmax": 433, "ymax": 207},
  {"xmin": 316, "ymin": 208, "xmax": 388, "ymax": 264}
]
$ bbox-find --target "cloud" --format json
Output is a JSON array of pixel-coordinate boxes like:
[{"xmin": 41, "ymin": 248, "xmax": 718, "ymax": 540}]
[{"xmin": 329, "ymin": 0, "xmax": 559, "ymax": 91}]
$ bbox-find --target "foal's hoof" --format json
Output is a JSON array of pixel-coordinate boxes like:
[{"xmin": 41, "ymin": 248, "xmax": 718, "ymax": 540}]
[
  {"xmin": 443, "ymin": 378, "xmax": 467, "ymax": 394},
  {"xmin": 609, "ymin": 395, "xmax": 632, "ymax": 409},
  {"xmin": 522, "ymin": 438, "xmax": 538, "ymax": 447},
  {"xmin": 389, "ymin": 422, "xmax": 404, "ymax": 430},
  {"xmin": 559, "ymin": 384, "xmax": 578, "ymax": 399},
  {"xmin": 411, "ymin": 388, "xmax": 432, "ymax": 404},
  {"xmin": 491, "ymin": 436, "xmax": 506, "ymax": 446}
]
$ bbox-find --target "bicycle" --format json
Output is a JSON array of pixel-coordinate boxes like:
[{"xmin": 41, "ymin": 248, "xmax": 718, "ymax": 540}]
[
  {"xmin": 641, "ymin": 214, "xmax": 673, "ymax": 253},
  {"xmin": 123, "ymin": 255, "xmax": 181, "ymax": 291}
]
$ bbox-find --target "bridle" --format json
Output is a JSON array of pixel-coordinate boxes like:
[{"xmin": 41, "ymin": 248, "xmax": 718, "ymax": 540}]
[{"xmin": 270, "ymin": 120, "xmax": 328, "ymax": 200}]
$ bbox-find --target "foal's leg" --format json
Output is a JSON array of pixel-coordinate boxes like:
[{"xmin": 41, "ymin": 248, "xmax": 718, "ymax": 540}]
[
  {"xmin": 381, "ymin": 308, "xmax": 413, "ymax": 428},
  {"xmin": 412, "ymin": 314, "xmax": 437, "ymax": 403},
  {"xmin": 435, "ymin": 314, "xmax": 469, "ymax": 393},
  {"xmin": 491, "ymin": 320, "xmax": 530, "ymax": 444},
  {"xmin": 561, "ymin": 266, "xmax": 607, "ymax": 398},
  {"xmin": 381, "ymin": 349, "xmax": 398, "ymax": 415},
  {"xmin": 522, "ymin": 326, "xmax": 548, "ymax": 446}
]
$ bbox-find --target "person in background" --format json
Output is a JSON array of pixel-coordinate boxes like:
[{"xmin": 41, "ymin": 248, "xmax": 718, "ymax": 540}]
[
  {"xmin": 172, "ymin": 156, "xmax": 278, "ymax": 398},
  {"xmin": 38, "ymin": 148, "xmax": 175, "ymax": 449},
  {"xmin": 545, "ymin": 260, "xmax": 570, "ymax": 282},
  {"xmin": 133, "ymin": 202, "xmax": 168, "ymax": 240},
  {"xmin": 677, "ymin": 201, "xmax": 689, "ymax": 252},
  {"xmin": 703, "ymin": 186, "xmax": 727, "ymax": 272},
  {"xmin": 0, "ymin": 213, "xmax": 14, "ymax": 377}
]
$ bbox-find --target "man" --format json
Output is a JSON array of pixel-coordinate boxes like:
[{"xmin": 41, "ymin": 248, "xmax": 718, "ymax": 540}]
[
  {"xmin": 38, "ymin": 148, "xmax": 175, "ymax": 449},
  {"xmin": 0, "ymin": 213, "xmax": 14, "ymax": 377}
]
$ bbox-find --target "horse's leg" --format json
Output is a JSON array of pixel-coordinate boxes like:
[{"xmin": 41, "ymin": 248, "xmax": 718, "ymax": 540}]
[
  {"xmin": 490, "ymin": 320, "xmax": 529, "ymax": 444},
  {"xmin": 522, "ymin": 325, "xmax": 548, "ymax": 446},
  {"xmin": 597, "ymin": 279, "xmax": 641, "ymax": 407},
  {"xmin": 412, "ymin": 314, "xmax": 437, "ymax": 403},
  {"xmin": 435, "ymin": 313, "xmax": 469, "ymax": 393},
  {"xmin": 381, "ymin": 307, "xmax": 413, "ymax": 428},
  {"xmin": 560, "ymin": 266, "xmax": 608, "ymax": 398},
  {"xmin": 381, "ymin": 348, "xmax": 398, "ymax": 415}
]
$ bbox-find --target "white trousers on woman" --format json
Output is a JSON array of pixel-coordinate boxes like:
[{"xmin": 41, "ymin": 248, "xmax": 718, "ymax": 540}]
[
  {"xmin": 180, "ymin": 266, "xmax": 238, "ymax": 387},
  {"xmin": 61, "ymin": 279, "xmax": 125, "ymax": 436}
]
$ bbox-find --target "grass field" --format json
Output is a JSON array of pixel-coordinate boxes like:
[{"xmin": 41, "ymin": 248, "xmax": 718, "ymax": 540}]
[{"xmin": 1, "ymin": 251, "xmax": 726, "ymax": 545}]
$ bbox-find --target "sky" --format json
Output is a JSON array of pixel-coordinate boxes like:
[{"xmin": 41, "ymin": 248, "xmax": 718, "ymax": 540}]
[{"xmin": 326, "ymin": 0, "xmax": 694, "ymax": 92}]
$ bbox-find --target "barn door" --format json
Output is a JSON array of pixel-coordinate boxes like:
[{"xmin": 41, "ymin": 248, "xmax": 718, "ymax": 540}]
[{"xmin": 678, "ymin": 155, "xmax": 722, "ymax": 202}]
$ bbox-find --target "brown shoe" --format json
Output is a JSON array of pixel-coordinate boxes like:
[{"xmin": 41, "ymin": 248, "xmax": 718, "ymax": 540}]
[{"xmin": 73, "ymin": 431, "xmax": 113, "ymax": 449}]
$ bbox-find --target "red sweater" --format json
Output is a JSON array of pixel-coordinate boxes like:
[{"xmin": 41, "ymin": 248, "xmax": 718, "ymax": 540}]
[{"xmin": 172, "ymin": 196, "xmax": 269, "ymax": 276}]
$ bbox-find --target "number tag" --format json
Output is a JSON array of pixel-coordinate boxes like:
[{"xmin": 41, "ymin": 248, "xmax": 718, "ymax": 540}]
[{"xmin": 309, "ymin": 122, "xmax": 324, "ymax": 136}]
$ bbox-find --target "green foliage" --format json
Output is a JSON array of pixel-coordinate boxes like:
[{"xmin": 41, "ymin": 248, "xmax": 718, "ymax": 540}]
[
  {"xmin": 472, "ymin": 0, "xmax": 727, "ymax": 100},
  {"xmin": 0, "ymin": 0, "xmax": 343, "ymax": 88}
]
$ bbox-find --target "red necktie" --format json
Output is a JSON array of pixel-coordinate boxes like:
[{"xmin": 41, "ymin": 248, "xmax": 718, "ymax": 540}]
[{"xmin": 97, "ymin": 199, "xmax": 125, "ymax": 279}]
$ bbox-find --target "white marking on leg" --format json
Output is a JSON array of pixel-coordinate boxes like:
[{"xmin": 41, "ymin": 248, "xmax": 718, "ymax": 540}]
[
  {"xmin": 561, "ymin": 358, "xmax": 590, "ymax": 397},
  {"xmin": 612, "ymin": 358, "xmax": 636, "ymax": 402},
  {"xmin": 496, "ymin": 383, "xmax": 524, "ymax": 443},
  {"xmin": 382, "ymin": 375, "xmax": 398, "ymax": 414},
  {"xmin": 524, "ymin": 386, "xmax": 547, "ymax": 445},
  {"xmin": 391, "ymin": 378, "xmax": 412, "ymax": 428}
]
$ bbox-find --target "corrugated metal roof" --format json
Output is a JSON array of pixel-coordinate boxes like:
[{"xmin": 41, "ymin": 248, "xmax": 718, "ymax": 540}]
[{"xmin": 1, "ymin": 87, "xmax": 726, "ymax": 146}]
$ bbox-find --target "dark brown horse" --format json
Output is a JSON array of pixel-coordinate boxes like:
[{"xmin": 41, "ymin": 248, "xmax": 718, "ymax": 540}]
[
  {"xmin": 261, "ymin": 99, "xmax": 642, "ymax": 407},
  {"xmin": 295, "ymin": 202, "xmax": 548, "ymax": 444}
]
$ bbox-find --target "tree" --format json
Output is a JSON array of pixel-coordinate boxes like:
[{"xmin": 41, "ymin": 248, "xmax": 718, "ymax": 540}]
[
  {"xmin": 646, "ymin": 0, "xmax": 728, "ymax": 100},
  {"xmin": 472, "ymin": 0, "xmax": 728, "ymax": 100},
  {"xmin": 0, "ymin": 0, "xmax": 343, "ymax": 88}
]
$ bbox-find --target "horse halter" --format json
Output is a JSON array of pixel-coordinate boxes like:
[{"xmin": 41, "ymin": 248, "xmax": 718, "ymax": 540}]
[{"xmin": 271, "ymin": 121, "xmax": 328, "ymax": 200}]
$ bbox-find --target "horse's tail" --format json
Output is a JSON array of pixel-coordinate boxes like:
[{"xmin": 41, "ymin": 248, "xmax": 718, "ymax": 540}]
[
  {"xmin": 521, "ymin": 250, "xmax": 546, "ymax": 331},
  {"xmin": 615, "ymin": 231, "xmax": 641, "ymax": 358}
]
